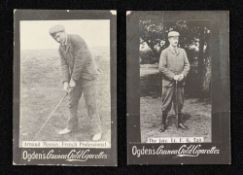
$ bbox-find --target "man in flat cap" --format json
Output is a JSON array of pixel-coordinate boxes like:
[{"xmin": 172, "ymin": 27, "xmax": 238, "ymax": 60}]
[
  {"xmin": 49, "ymin": 25, "xmax": 102, "ymax": 141},
  {"xmin": 158, "ymin": 31, "xmax": 190, "ymax": 132}
]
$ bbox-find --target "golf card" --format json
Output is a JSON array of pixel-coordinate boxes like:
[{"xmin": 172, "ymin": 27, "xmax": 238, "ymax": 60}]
[
  {"xmin": 13, "ymin": 10, "xmax": 117, "ymax": 166},
  {"xmin": 126, "ymin": 11, "xmax": 231, "ymax": 165}
]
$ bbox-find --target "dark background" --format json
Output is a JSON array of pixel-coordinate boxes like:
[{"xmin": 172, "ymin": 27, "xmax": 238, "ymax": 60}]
[
  {"xmin": 127, "ymin": 11, "xmax": 230, "ymax": 164},
  {"xmin": 0, "ymin": 0, "xmax": 242, "ymax": 174}
]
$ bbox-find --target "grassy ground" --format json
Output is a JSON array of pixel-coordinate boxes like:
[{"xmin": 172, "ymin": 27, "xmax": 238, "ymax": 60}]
[
  {"xmin": 140, "ymin": 65, "xmax": 211, "ymax": 143},
  {"xmin": 20, "ymin": 47, "xmax": 111, "ymax": 144}
]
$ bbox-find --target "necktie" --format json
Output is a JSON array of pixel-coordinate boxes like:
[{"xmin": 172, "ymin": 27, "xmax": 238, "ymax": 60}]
[{"xmin": 174, "ymin": 48, "xmax": 178, "ymax": 55}]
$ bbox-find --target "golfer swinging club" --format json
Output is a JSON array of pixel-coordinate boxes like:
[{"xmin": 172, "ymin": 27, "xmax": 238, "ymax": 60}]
[
  {"xmin": 49, "ymin": 25, "xmax": 102, "ymax": 141},
  {"xmin": 158, "ymin": 31, "xmax": 190, "ymax": 132}
]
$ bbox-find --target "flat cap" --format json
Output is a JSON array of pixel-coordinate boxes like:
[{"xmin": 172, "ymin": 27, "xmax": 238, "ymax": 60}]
[
  {"xmin": 49, "ymin": 25, "xmax": 65, "ymax": 35},
  {"xmin": 168, "ymin": 31, "xmax": 180, "ymax": 38}
]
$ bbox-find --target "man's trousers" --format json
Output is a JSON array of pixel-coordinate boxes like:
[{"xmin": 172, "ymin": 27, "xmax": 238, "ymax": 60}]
[
  {"xmin": 67, "ymin": 79, "xmax": 102, "ymax": 134},
  {"xmin": 161, "ymin": 83, "xmax": 184, "ymax": 114}
]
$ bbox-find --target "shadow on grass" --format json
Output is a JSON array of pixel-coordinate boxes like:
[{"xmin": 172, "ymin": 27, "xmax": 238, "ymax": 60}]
[
  {"xmin": 166, "ymin": 113, "xmax": 191, "ymax": 127},
  {"xmin": 140, "ymin": 73, "xmax": 162, "ymax": 98}
]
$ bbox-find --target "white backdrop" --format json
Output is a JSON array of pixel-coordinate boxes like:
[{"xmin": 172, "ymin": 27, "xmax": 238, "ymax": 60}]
[{"xmin": 20, "ymin": 20, "xmax": 110, "ymax": 50}]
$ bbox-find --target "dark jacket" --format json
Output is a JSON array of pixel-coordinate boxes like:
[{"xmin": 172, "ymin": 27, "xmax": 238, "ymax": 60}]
[
  {"xmin": 159, "ymin": 46, "xmax": 190, "ymax": 87},
  {"xmin": 58, "ymin": 34, "xmax": 98, "ymax": 83}
]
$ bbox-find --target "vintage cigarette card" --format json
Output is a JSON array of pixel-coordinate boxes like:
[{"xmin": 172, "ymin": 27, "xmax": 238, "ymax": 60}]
[
  {"xmin": 13, "ymin": 10, "xmax": 117, "ymax": 166},
  {"xmin": 127, "ymin": 11, "xmax": 230, "ymax": 165}
]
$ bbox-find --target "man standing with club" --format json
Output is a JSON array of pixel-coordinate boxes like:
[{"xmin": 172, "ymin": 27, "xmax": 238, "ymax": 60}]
[
  {"xmin": 49, "ymin": 25, "xmax": 102, "ymax": 141},
  {"xmin": 159, "ymin": 31, "xmax": 190, "ymax": 132}
]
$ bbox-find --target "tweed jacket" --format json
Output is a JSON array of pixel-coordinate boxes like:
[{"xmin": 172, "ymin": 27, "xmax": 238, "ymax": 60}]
[
  {"xmin": 58, "ymin": 34, "xmax": 98, "ymax": 83},
  {"xmin": 159, "ymin": 46, "xmax": 190, "ymax": 87}
]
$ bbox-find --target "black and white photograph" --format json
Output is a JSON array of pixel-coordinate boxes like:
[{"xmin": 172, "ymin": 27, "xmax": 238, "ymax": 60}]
[
  {"xmin": 127, "ymin": 11, "xmax": 230, "ymax": 164},
  {"xmin": 13, "ymin": 10, "xmax": 117, "ymax": 166},
  {"xmin": 139, "ymin": 14, "xmax": 212, "ymax": 143}
]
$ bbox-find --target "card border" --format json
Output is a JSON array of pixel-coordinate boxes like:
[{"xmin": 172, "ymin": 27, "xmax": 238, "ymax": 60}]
[
  {"xmin": 13, "ymin": 9, "xmax": 117, "ymax": 166},
  {"xmin": 126, "ymin": 11, "xmax": 230, "ymax": 165}
]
